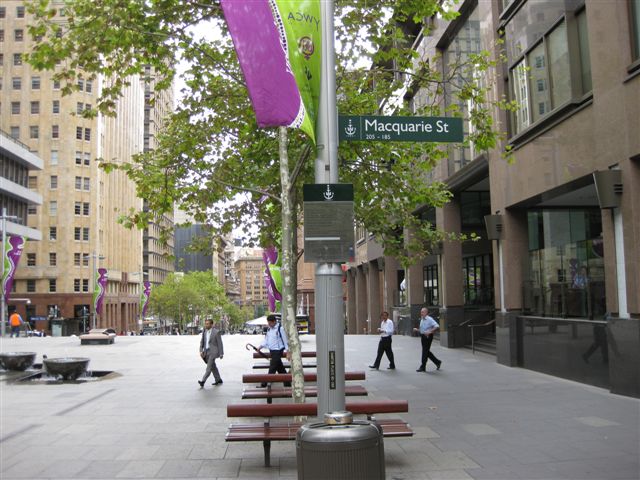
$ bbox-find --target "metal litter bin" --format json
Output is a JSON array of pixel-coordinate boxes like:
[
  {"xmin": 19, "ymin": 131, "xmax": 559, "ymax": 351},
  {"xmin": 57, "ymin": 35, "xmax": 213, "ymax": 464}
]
[{"xmin": 297, "ymin": 411, "xmax": 385, "ymax": 480}]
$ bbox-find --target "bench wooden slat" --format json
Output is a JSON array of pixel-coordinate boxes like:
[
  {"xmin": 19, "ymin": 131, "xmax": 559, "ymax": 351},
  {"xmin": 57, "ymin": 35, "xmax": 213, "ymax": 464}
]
[
  {"xmin": 242, "ymin": 371, "xmax": 365, "ymax": 384},
  {"xmin": 227, "ymin": 400, "xmax": 408, "ymax": 418},
  {"xmin": 253, "ymin": 351, "xmax": 316, "ymax": 359},
  {"xmin": 252, "ymin": 362, "xmax": 317, "ymax": 369},
  {"xmin": 242, "ymin": 385, "xmax": 368, "ymax": 400}
]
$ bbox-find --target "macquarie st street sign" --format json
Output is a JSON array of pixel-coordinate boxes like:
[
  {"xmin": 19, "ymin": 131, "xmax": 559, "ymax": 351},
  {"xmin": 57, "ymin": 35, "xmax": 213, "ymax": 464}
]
[
  {"xmin": 339, "ymin": 115, "xmax": 463, "ymax": 143},
  {"xmin": 303, "ymin": 184, "xmax": 354, "ymax": 263}
]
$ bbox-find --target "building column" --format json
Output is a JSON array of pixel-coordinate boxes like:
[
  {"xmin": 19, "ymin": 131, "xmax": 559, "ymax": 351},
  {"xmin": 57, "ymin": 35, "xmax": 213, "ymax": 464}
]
[
  {"xmin": 346, "ymin": 270, "xmax": 356, "ymax": 334},
  {"xmin": 355, "ymin": 265, "xmax": 368, "ymax": 334},
  {"xmin": 367, "ymin": 260, "xmax": 382, "ymax": 323},
  {"xmin": 438, "ymin": 199, "xmax": 465, "ymax": 348},
  {"xmin": 495, "ymin": 210, "xmax": 528, "ymax": 366}
]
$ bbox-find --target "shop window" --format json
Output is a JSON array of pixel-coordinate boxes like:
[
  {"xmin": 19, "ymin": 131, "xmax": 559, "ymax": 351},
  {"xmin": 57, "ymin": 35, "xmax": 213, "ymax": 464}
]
[{"xmin": 423, "ymin": 264, "xmax": 439, "ymax": 306}]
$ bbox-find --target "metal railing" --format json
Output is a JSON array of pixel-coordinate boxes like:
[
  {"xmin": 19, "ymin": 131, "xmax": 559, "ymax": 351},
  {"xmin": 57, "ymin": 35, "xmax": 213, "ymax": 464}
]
[{"xmin": 469, "ymin": 319, "xmax": 496, "ymax": 354}]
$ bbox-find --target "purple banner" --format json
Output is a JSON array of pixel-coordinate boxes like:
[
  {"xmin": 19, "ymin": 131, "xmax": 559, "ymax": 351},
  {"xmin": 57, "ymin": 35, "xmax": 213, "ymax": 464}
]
[
  {"xmin": 93, "ymin": 268, "xmax": 108, "ymax": 315},
  {"xmin": 140, "ymin": 281, "xmax": 151, "ymax": 317},
  {"xmin": 2, "ymin": 236, "xmax": 25, "ymax": 302},
  {"xmin": 262, "ymin": 246, "xmax": 282, "ymax": 313}
]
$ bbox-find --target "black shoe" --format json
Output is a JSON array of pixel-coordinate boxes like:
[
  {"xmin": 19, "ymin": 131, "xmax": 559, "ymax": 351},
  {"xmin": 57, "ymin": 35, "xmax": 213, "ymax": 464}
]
[
  {"xmin": 436, "ymin": 362, "xmax": 442, "ymax": 370},
  {"xmin": 198, "ymin": 380, "xmax": 204, "ymax": 388},
  {"xmin": 387, "ymin": 366, "xmax": 395, "ymax": 370},
  {"xmin": 416, "ymin": 368, "xmax": 425, "ymax": 372},
  {"xmin": 213, "ymin": 380, "xmax": 223, "ymax": 385},
  {"xmin": 369, "ymin": 365, "xmax": 378, "ymax": 370},
  {"xmin": 259, "ymin": 383, "xmax": 267, "ymax": 388}
]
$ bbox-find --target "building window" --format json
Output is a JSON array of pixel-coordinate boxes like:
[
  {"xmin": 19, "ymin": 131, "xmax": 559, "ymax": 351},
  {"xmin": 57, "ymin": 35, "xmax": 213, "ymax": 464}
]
[
  {"xmin": 49, "ymin": 279, "xmax": 57, "ymax": 293},
  {"xmin": 74, "ymin": 227, "xmax": 81, "ymax": 241},
  {"xmin": 49, "ymin": 227, "xmax": 57, "ymax": 240},
  {"xmin": 12, "ymin": 77, "xmax": 21, "ymax": 90},
  {"xmin": 10, "ymin": 126, "xmax": 20, "ymax": 139},
  {"xmin": 49, "ymin": 252, "xmax": 57, "ymax": 267},
  {"xmin": 16, "ymin": 6, "xmax": 25, "ymax": 18},
  {"xmin": 30, "ymin": 126, "xmax": 39, "ymax": 139},
  {"xmin": 84, "ymin": 153, "xmax": 91, "ymax": 165},
  {"xmin": 11, "ymin": 102, "xmax": 20, "ymax": 114},
  {"xmin": 74, "ymin": 202, "xmax": 81, "ymax": 215},
  {"xmin": 86, "ymin": 80, "xmax": 93, "ymax": 93},
  {"xmin": 83, "ymin": 177, "xmax": 90, "ymax": 191},
  {"xmin": 52, "ymin": 100, "xmax": 60, "ymax": 114},
  {"xmin": 50, "ymin": 150, "xmax": 58, "ymax": 165},
  {"xmin": 28, "ymin": 205, "xmax": 37, "ymax": 215},
  {"xmin": 75, "ymin": 176, "xmax": 82, "ymax": 189},
  {"xmin": 74, "ymin": 279, "xmax": 81, "ymax": 292},
  {"xmin": 0, "ymin": 53, "xmax": 3, "ymax": 65},
  {"xmin": 28, "ymin": 176, "xmax": 37, "ymax": 189},
  {"xmin": 13, "ymin": 53, "xmax": 22, "ymax": 66},
  {"xmin": 83, "ymin": 227, "xmax": 90, "ymax": 241},
  {"xmin": 27, "ymin": 253, "xmax": 36, "ymax": 266},
  {"xmin": 27, "ymin": 280, "xmax": 36, "ymax": 293},
  {"xmin": 31, "ymin": 76, "xmax": 41, "ymax": 89},
  {"xmin": 632, "ymin": 0, "xmax": 640, "ymax": 61},
  {"xmin": 50, "ymin": 176, "xmax": 58, "ymax": 189},
  {"xmin": 53, "ymin": 79, "xmax": 60, "ymax": 90},
  {"xmin": 74, "ymin": 253, "xmax": 81, "ymax": 266},
  {"xmin": 82, "ymin": 279, "xmax": 89, "ymax": 292},
  {"xmin": 462, "ymin": 254, "xmax": 493, "ymax": 306},
  {"xmin": 507, "ymin": 7, "xmax": 592, "ymax": 136},
  {"xmin": 76, "ymin": 127, "xmax": 83, "ymax": 139},
  {"xmin": 83, "ymin": 202, "xmax": 90, "ymax": 216},
  {"xmin": 52, "ymin": 125, "xmax": 59, "ymax": 139},
  {"xmin": 50, "ymin": 201, "xmax": 57, "ymax": 216},
  {"xmin": 75, "ymin": 151, "xmax": 82, "ymax": 165},
  {"xmin": 84, "ymin": 128, "xmax": 91, "ymax": 141},
  {"xmin": 31, "ymin": 101, "xmax": 40, "ymax": 114},
  {"xmin": 0, "ymin": 7, "xmax": 5, "ymax": 18},
  {"xmin": 76, "ymin": 102, "xmax": 83, "ymax": 114},
  {"xmin": 77, "ymin": 78, "xmax": 84, "ymax": 91},
  {"xmin": 15, "ymin": 29, "xmax": 24, "ymax": 41}
]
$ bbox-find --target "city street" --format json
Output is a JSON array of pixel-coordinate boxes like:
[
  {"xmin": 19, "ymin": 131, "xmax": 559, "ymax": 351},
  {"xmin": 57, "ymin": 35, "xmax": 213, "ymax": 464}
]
[{"xmin": 1, "ymin": 333, "xmax": 638, "ymax": 479}]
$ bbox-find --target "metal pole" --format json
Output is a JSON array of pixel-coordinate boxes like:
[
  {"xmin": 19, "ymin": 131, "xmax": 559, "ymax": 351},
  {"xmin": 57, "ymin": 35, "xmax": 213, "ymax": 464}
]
[
  {"xmin": 91, "ymin": 253, "xmax": 97, "ymax": 329},
  {"xmin": 315, "ymin": 0, "xmax": 345, "ymax": 416}
]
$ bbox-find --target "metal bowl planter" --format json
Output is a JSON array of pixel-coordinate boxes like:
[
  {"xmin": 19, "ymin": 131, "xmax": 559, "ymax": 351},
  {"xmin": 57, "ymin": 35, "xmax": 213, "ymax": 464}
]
[
  {"xmin": 43, "ymin": 357, "xmax": 90, "ymax": 380},
  {"xmin": 0, "ymin": 352, "xmax": 37, "ymax": 371}
]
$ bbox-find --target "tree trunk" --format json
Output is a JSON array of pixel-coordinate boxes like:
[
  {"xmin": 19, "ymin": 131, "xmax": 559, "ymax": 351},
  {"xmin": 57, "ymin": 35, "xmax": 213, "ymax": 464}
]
[{"xmin": 278, "ymin": 127, "xmax": 305, "ymax": 405}]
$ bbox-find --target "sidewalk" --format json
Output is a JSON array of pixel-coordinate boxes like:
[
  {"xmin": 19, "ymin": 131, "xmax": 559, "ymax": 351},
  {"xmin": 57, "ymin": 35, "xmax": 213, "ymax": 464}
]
[{"xmin": 1, "ymin": 333, "xmax": 638, "ymax": 479}]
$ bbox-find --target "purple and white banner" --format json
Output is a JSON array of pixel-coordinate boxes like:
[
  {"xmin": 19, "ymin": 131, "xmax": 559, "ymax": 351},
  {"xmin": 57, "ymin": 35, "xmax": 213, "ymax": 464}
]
[
  {"xmin": 93, "ymin": 268, "xmax": 108, "ymax": 315},
  {"xmin": 263, "ymin": 246, "xmax": 282, "ymax": 313},
  {"xmin": 140, "ymin": 281, "xmax": 151, "ymax": 318},
  {"xmin": 220, "ymin": 0, "xmax": 322, "ymax": 142},
  {"xmin": 2, "ymin": 236, "xmax": 25, "ymax": 302}
]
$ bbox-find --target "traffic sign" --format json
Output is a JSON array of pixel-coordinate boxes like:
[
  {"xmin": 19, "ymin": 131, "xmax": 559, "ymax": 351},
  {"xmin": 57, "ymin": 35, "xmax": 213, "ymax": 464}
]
[{"xmin": 339, "ymin": 115, "xmax": 463, "ymax": 143}]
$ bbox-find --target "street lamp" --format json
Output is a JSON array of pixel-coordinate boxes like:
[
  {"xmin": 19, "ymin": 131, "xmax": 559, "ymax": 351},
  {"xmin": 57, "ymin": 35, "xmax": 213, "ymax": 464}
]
[
  {"xmin": 132, "ymin": 271, "xmax": 148, "ymax": 333},
  {"xmin": 1, "ymin": 208, "xmax": 20, "ymax": 338},
  {"xmin": 84, "ymin": 252, "xmax": 105, "ymax": 329}
]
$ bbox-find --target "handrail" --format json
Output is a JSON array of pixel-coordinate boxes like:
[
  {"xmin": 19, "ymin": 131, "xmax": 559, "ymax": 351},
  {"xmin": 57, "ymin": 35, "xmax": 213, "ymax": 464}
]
[{"xmin": 469, "ymin": 319, "xmax": 496, "ymax": 354}]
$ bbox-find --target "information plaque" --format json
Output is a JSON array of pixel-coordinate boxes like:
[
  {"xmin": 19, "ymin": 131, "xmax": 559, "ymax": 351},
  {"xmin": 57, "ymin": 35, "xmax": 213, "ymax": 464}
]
[{"xmin": 303, "ymin": 184, "xmax": 354, "ymax": 263}]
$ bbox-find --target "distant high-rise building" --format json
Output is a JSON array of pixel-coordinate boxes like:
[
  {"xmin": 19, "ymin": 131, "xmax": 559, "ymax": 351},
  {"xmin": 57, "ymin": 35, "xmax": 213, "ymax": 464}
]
[{"xmin": 1, "ymin": 1, "xmax": 172, "ymax": 333}]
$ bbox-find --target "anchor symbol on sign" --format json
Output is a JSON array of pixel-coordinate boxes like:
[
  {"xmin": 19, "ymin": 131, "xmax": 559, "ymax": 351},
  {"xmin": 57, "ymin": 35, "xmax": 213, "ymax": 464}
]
[
  {"xmin": 345, "ymin": 119, "xmax": 356, "ymax": 137},
  {"xmin": 323, "ymin": 185, "xmax": 334, "ymax": 201}
]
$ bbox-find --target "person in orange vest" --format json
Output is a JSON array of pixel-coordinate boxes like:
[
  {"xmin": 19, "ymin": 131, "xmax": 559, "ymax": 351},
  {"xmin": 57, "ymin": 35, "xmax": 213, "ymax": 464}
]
[{"xmin": 9, "ymin": 312, "xmax": 24, "ymax": 338}]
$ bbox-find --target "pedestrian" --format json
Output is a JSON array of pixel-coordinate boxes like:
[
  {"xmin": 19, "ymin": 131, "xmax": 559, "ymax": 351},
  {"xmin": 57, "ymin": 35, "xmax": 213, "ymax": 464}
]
[
  {"xmin": 258, "ymin": 314, "xmax": 290, "ymax": 387},
  {"xmin": 413, "ymin": 307, "xmax": 442, "ymax": 372},
  {"xmin": 198, "ymin": 319, "xmax": 224, "ymax": 388},
  {"xmin": 9, "ymin": 312, "xmax": 23, "ymax": 338},
  {"xmin": 369, "ymin": 311, "xmax": 396, "ymax": 370}
]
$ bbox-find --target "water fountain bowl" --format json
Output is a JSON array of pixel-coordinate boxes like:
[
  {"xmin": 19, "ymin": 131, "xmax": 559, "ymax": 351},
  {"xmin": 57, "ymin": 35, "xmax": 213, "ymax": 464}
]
[
  {"xmin": 0, "ymin": 352, "xmax": 37, "ymax": 371},
  {"xmin": 43, "ymin": 357, "xmax": 90, "ymax": 380}
]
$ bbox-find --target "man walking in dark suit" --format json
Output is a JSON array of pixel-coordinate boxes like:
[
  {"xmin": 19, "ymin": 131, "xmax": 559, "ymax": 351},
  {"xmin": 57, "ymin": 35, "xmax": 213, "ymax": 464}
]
[{"xmin": 198, "ymin": 319, "xmax": 224, "ymax": 387}]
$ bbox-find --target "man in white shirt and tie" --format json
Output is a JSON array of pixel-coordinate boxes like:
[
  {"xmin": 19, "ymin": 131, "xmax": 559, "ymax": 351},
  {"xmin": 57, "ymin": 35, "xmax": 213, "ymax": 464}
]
[{"xmin": 369, "ymin": 311, "xmax": 396, "ymax": 370}]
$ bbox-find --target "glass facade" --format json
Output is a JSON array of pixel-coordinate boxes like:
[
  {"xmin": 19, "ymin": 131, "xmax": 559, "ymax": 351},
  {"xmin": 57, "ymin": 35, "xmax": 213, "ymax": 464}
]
[{"xmin": 524, "ymin": 209, "xmax": 605, "ymax": 319}]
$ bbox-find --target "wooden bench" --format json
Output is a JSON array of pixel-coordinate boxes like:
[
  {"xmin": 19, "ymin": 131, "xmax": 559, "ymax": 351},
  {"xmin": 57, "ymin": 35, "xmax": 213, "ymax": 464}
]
[
  {"xmin": 242, "ymin": 371, "xmax": 366, "ymax": 384},
  {"xmin": 243, "ymin": 384, "xmax": 369, "ymax": 402},
  {"xmin": 252, "ymin": 362, "xmax": 317, "ymax": 369},
  {"xmin": 226, "ymin": 400, "xmax": 413, "ymax": 466},
  {"xmin": 252, "ymin": 351, "xmax": 316, "ymax": 358}
]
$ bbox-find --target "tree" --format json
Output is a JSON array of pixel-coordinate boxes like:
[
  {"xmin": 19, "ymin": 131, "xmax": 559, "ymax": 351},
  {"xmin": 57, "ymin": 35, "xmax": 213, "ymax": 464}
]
[
  {"xmin": 149, "ymin": 271, "xmax": 230, "ymax": 331},
  {"xmin": 26, "ymin": 0, "xmax": 507, "ymax": 402}
]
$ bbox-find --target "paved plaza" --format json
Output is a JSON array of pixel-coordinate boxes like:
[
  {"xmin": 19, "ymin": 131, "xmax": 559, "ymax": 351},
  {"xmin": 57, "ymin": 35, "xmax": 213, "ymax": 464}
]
[{"xmin": 0, "ymin": 333, "xmax": 638, "ymax": 479}]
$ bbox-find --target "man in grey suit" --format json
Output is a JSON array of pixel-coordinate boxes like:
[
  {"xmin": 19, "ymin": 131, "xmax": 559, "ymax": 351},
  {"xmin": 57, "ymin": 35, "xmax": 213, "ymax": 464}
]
[{"xmin": 198, "ymin": 319, "xmax": 224, "ymax": 387}]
